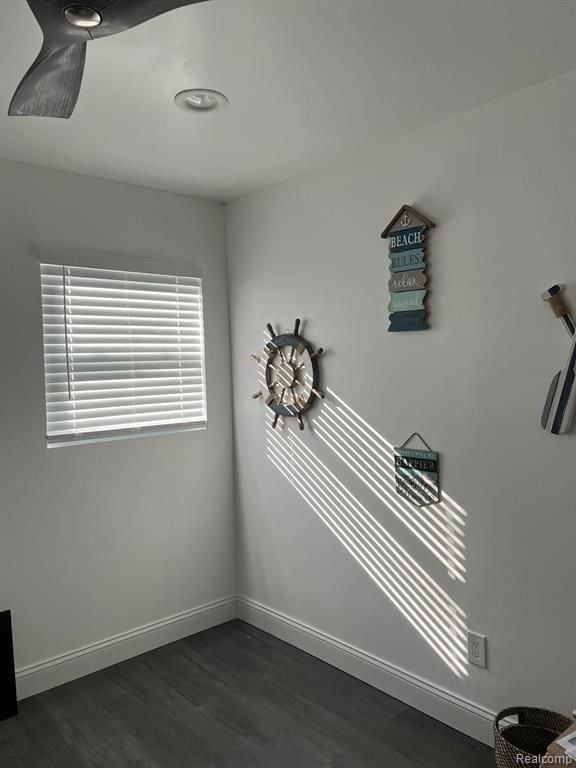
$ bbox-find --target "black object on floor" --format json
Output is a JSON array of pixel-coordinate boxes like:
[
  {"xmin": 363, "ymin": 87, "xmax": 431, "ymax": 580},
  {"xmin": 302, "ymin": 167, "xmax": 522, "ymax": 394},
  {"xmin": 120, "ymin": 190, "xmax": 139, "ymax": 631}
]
[
  {"xmin": 0, "ymin": 619, "xmax": 494, "ymax": 767},
  {"xmin": 0, "ymin": 610, "xmax": 17, "ymax": 722}
]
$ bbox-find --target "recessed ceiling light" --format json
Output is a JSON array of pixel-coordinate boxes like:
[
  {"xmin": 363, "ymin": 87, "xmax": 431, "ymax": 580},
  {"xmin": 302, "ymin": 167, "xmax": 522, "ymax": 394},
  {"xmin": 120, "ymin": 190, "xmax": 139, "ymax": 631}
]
[
  {"xmin": 174, "ymin": 89, "xmax": 229, "ymax": 114},
  {"xmin": 64, "ymin": 5, "xmax": 102, "ymax": 28}
]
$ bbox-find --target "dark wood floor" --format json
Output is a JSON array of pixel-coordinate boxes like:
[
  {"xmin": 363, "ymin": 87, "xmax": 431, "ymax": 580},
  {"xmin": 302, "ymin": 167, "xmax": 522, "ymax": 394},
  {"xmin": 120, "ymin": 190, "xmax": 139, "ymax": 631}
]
[{"xmin": 0, "ymin": 620, "xmax": 494, "ymax": 767}]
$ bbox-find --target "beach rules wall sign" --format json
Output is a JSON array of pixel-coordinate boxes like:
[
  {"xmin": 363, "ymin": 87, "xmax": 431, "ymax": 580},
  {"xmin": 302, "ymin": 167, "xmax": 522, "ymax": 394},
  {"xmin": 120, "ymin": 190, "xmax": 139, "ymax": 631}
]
[
  {"xmin": 394, "ymin": 433, "xmax": 440, "ymax": 507},
  {"xmin": 381, "ymin": 204, "xmax": 435, "ymax": 332}
]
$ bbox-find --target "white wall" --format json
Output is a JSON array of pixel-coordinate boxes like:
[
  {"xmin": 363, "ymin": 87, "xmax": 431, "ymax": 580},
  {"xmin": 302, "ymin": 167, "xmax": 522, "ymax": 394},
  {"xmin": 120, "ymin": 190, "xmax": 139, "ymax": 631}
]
[
  {"xmin": 227, "ymin": 69, "xmax": 576, "ymax": 733},
  {"xmin": 0, "ymin": 160, "xmax": 236, "ymax": 688}
]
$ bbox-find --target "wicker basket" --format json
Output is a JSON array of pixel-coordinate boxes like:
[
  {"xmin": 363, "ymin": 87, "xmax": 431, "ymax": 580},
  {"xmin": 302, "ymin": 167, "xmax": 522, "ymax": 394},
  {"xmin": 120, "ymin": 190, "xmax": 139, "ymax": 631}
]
[{"xmin": 494, "ymin": 707, "xmax": 574, "ymax": 768}]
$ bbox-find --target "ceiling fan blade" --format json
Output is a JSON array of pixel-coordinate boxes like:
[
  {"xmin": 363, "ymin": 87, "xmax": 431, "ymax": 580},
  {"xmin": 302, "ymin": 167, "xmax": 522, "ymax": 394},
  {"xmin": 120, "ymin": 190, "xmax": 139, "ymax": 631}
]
[
  {"xmin": 9, "ymin": 0, "xmax": 209, "ymax": 118},
  {"xmin": 9, "ymin": 41, "xmax": 87, "ymax": 118},
  {"xmin": 90, "ymin": 0, "xmax": 209, "ymax": 38}
]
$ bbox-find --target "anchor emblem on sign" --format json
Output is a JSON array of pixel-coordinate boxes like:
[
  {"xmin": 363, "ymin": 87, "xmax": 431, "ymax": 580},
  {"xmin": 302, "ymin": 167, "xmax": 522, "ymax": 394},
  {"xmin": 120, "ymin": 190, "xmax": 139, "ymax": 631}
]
[{"xmin": 400, "ymin": 213, "xmax": 411, "ymax": 228}]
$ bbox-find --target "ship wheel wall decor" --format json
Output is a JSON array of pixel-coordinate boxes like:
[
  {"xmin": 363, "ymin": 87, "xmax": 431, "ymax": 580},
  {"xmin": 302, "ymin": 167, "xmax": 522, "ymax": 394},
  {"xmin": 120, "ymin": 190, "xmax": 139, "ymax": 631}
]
[{"xmin": 251, "ymin": 319, "xmax": 325, "ymax": 430}]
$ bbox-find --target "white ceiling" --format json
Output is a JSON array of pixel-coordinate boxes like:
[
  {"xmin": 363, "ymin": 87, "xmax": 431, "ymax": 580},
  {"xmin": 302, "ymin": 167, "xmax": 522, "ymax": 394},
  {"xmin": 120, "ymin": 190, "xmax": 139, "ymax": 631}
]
[{"xmin": 1, "ymin": 0, "xmax": 576, "ymax": 201}]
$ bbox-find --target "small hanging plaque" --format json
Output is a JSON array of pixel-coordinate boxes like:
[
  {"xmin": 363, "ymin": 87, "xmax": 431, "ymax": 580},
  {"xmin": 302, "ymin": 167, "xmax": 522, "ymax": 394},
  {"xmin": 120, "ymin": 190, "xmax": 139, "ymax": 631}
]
[{"xmin": 394, "ymin": 433, "xmax": 440, "ymax": 507}]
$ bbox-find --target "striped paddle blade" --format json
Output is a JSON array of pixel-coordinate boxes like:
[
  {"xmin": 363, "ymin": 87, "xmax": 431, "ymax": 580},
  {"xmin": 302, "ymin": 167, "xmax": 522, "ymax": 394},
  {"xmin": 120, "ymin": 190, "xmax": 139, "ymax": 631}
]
[{"xmin": 542, "ymin": 331, "xmax": 576, "ymax": 434}]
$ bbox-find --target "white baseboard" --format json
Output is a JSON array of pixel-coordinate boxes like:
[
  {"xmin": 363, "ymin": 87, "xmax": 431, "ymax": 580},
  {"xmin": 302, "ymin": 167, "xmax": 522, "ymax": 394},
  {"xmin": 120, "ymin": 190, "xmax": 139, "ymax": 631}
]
[
  {"xmin": 238, "ymin": 596, "xmax": 495, "ymax": 747},
  {"xmin": 16, "ymin": 595, "xmax": 237, "ymax": 701}
]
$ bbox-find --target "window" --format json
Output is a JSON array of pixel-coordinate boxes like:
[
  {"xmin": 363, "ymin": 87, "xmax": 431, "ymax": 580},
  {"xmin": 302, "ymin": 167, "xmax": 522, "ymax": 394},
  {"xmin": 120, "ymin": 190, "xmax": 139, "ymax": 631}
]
[{"xmin": 40, "ymin": 264, "xmax": 206, "ymax": 446}]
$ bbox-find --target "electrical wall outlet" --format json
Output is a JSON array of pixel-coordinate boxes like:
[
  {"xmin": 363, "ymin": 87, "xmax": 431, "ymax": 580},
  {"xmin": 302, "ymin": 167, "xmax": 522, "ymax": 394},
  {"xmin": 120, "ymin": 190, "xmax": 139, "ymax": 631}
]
[{"xmin": 467, "ymin": 632, "xmax": 487, "ymax": 668}]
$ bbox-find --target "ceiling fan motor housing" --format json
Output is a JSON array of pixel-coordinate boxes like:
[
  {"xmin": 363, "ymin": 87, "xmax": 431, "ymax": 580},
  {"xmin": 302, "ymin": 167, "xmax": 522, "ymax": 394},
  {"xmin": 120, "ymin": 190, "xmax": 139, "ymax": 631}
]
[{"xmin": 64, "ymin": 6, "xmax": 103, "ymax": 28}]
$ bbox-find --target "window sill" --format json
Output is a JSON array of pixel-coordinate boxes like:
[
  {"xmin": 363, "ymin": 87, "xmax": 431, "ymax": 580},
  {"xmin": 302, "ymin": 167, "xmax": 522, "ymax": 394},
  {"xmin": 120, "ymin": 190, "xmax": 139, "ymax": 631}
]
[{"xmin": 46, "ymin": 422, "xmax": 207, "ymax": 449}]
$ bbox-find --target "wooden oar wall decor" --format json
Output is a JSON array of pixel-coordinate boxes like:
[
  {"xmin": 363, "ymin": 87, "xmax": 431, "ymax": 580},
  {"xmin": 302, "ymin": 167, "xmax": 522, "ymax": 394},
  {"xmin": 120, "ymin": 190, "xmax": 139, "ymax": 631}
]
[
  {"xmin": 541, "ymin": 285, "xmax": 576, "ymax": 435},
  {"xmin": 381, "ymin": 205, "xmax": 435, "ymax": 332}
]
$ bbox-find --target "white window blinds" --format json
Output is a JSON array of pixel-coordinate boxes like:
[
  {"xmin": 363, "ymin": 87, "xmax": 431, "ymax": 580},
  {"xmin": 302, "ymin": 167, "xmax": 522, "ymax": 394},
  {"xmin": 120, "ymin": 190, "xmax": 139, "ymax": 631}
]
[{"xmin": 41, "ymin": 264, "xmax": 206, "ymax": 445}]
